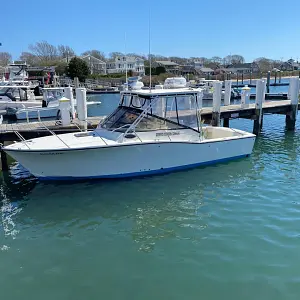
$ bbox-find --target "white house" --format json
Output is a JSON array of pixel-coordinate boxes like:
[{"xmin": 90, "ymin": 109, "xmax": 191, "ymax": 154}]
[{"xmin": 106, "ymin": 56, "xmax": 145, "ymax": 75}]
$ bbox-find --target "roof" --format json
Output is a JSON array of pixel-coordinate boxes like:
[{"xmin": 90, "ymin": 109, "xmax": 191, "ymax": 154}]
[
  {"xmin": 156, "ymin": 61, "xmax": 179, "ymax": 66},
  {"xmin": 81, "ymin": 55, "xmax": 106, "ymax": 64},
  {"xmin": 60, "ymin": 55, "xmax": 106, "ymax": 64},
  {"xmin": 122, "ymin": 88, "xmax": 202, "ymax": 97},
  {"xmin": 225, "ymin": 63, "xmax": 253, "ymax": 69},
  {"xmin": 200, "ymin": 67, "xmax": 214, "ymax": 73}
]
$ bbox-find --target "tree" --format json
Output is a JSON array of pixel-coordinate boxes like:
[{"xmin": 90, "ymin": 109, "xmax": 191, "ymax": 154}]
[
  {"xmin": 126, "ymin": 53, "xmax": 147, "ymax": 60},
  {"xmin": 0, "ymin": 52, "xmax": 12, "ymax": 66},
  {"xmin": 67, "ymin": 57, "xmax": 90, "ymax": 82},
  {"xmin": 58, "ymin": 45, "xmax": 75, "ymax": 59},
  {"xmin": 55, "ymin": 62, "xmax": 68, "ymax": 75},
  {"xmin": 19, "ymin": 51, "xmax": 39, "ymax": 66},
  {"xmin": 109, "ymin": 52, "xmax": 124, "ymax": 59},
  {"xmin": 82, "ymin": 50, "xmax": 106, "ymax": 61},
  {"xmin": 254, "ymin": 57, "xmax": 273, "ymax": 72},
  {"xmin": 225, "ymin": 54, "xmax": 245, "ymax": 65},
  {"xmin": 211, "ymin": 56, "xmax": 222, "ymax": 64},
  {"xmin": 28, "ymin": 41, "xmax": 58, "ymax": 63}
]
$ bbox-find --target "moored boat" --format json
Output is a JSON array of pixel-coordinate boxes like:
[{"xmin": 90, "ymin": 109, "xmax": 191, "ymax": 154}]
[{"xmin": 4, "ymin": 87, "xmax": 256, "ymax": 180}]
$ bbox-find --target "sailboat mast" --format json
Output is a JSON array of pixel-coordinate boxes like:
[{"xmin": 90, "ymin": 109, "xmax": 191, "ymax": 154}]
[
  {"xmin": 148, "ymin": 9, "xmax": 151, "ymax": 92},
  {"xmin": 125, "ymin": 32, "xmax": 128, "ymax": 88}
]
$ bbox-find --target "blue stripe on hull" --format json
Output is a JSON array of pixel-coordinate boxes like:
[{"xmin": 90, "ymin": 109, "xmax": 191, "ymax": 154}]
[{"xmin": 37, "ymin": 154, "xmax": 250, "ymax": 181}]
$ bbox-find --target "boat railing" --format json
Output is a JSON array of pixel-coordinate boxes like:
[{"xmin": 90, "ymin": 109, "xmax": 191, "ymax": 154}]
[
  {"xmin": 13, "ymin": 131, "xmax": 31, "ymax": 149},
  {"xmin": 13, "ymin": 118, "xmax": 71, "ymax": 149}
]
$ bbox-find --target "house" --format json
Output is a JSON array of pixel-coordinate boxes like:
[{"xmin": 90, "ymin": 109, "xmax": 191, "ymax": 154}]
[
  {"xmin": 280, "ymin": 59, "xmax": 300, "ymax": 71},
  {"xmin": 106, "ymin": 56, "xmax": 145, "ymax": 76},
  {"xmin": 180, "ymin": 61, "xmax": 204, "ymax": 75},
  {"xmin": 61, "ymin": 55, "xmax": 106, "ymax": 75},
  {"xmin": 223, "ymin": 62, "xmax": 260, "ymax": 74},
  {"xmin": 199, "ymin": 67, "xmax": 214, "ymax": 75},
  {"xmin": 154, "ymin": 61, "xmax": 180, "ymax": 74}
]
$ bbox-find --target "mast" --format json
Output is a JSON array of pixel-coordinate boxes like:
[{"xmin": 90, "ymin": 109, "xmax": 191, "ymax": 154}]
[
  {"xmin": 125, "ymin": 32, "xmax": 128, "ymax": 90},
  {"xmin": 148, "ymin": 9, "xmax": 151, "ymax": 92}
]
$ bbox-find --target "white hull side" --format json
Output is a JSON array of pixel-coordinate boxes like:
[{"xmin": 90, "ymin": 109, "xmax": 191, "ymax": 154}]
[
  {"xmin": 5, "ymin": 137, "xmax": 255, "ymax": 180},
  {"xmin": 0, "ymin": 101, "xmax": 41, "ymax": 111},
  {"xmin": 16, "ymin": 107, "xmax": 59, "ymax": 119}
]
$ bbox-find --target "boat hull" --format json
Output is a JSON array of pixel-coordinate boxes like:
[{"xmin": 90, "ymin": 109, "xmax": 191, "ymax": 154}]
[
  {"xmin": 15, "ymin": 107, "xmax": 59, "ymax": 120},
  {"xmin": 5, "ymin": 137, "xmax": 255, "ymax": 180},
  {"xmin": 0, "ymin": 101, "xmax": 41, "ymax": 111}
]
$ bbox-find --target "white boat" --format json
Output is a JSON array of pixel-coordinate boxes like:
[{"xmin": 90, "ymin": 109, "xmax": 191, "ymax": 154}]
[
  {"xmin": 4, "ymin": 88, "xmax": 256, "ymax": 180},
  {"xmin": 0, "ymin": 85, "xmax": 41, "ymax": 111},
  {"xmin": 122, "ymin": 76, "xmax": 144, "ymax": 90},
  {"xmin": 0, "ymin": 62, "xmax": 39, "ymax": 89},
  {"xmin": 164, "ymin": 77, "xmax": 187, "ymax": 89},
  {"xmin": 13, "ymin": 88, "xmax": 101, "ymax": 120}
]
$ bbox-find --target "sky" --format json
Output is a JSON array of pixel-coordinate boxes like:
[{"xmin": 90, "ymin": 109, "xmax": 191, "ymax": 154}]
[{"xmin": 2, "ymin": 0, "xmax": 300, "ymax": 62}]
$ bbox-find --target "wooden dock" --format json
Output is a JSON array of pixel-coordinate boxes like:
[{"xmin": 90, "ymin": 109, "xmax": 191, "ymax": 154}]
[{"xmin": 0, "ymin": 100, "xmax": 295, "ymax": 143}]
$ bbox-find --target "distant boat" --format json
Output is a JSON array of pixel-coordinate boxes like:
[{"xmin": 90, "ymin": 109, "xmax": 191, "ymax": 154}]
[
  {"xmin": 11, "ymin": 88, "xmax": 101, "ymax": 120},
  {"xmin": 0, "ymin": 85, "xmax": 41, "ymax": 111}
]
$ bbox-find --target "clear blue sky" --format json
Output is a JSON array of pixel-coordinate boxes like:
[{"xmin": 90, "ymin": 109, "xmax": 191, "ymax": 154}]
[{"xmin": 2, "ymin": 0, "xmax": 300, "ymax": 62}]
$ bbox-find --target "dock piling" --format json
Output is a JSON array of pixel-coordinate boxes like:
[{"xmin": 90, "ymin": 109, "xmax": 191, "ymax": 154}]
[
  {"xmin": 286, "ymin": 77, "xmax": 300, "ymax": 130},
  {"xmin": 279, "ymin": 71, "xmax": 282, "ymax": 83},
  {"xmin": 212, "ymin": 81, "xmax": 222, "ymax": 127},
  {"xmin": 223, "ymin": 80, "xmax": 232, "ymax": 127},
  {"xmin": 266, "ymin": 71, "xmax": 271, "ymax": 93},
  {"xmin": 224, "ymin": 80, "xmax": 232, "ymax": 106},
  {"xmin": 253, "ymin": 79, "xmax": 266, "ymax": 135},
  {"xmin": 64, "ymin": 87, "xmax": 76, "ymax": 119},
  {"xmin": 74, "ymin": 77, "xmax": 80, "ymax": 89},
  {"xmin": 241, "ymin": 86, "xmax": 251, "ymax": 108},
  {"xmin": 0, "ymin": 141, "xmax": 8, "ymax": 172},
  {"xmin": 76, "ymin": 88, "xmax": 88, "ymax": 131}
]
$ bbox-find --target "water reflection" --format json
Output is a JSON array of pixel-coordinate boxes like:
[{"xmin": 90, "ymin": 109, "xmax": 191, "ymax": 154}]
[{"xmin": 0, "ymin": 158, "xmax": 254, "ymax": 252}]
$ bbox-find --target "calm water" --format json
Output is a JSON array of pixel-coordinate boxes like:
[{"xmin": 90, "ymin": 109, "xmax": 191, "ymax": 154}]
[{"xmin": 1, "ymin": 82, "xmax": 300, "ymax": 300}]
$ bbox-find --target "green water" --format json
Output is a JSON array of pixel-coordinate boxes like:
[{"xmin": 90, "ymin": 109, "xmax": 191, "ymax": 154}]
[{"xmin": 1, "ymin": 87, "xmax": 300, "ymax": 299}]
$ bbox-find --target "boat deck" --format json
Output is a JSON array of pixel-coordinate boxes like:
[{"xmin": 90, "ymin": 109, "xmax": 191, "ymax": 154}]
[{"xmin": 0, "ymin": 117, "xmax": 105, "ymax": 140}]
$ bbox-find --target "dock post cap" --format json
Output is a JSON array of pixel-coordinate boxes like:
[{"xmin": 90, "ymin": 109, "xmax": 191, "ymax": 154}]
[
  {"xmin": 241, "ymin": 85, "xmax": 251, "ymax": 90},
  {"xmin": 59, "ymin": 97, "xmax": 70, "ymax": 102}
]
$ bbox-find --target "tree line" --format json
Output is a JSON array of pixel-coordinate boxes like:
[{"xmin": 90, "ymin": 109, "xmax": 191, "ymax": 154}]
[{"xmin": 0, "ymin": 40, "xmax": 289, "ymax": 73}]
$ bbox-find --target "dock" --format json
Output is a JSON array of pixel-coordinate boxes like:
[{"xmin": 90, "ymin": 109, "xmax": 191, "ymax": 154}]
[{"xmin": 0, "ymin": 100, "xmax": 294, "ymax": 142}]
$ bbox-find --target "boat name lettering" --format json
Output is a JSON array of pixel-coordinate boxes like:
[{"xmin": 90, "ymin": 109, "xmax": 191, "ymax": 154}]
[
  {"xmin": 40, "ymin": 152, "xmax": 63, "ymax": 155},
  {"xmin": 156, "ymin": 132, "xmax": 180, "ymax": 137}
]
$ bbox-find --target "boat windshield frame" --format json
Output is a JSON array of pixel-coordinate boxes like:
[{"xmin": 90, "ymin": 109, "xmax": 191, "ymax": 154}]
[{"xmin": 100, "ymin": 91, "xmax": 202, "ymax": 133}]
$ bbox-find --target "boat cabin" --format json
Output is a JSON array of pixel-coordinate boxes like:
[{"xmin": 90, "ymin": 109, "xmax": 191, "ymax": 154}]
[
  {"xmin": 41, "ymin": 88, "xmax": 65, "ymax": 107},
  {"xmin": 100, "ymin": 88, "xmax": 204, "ymax": 134}
]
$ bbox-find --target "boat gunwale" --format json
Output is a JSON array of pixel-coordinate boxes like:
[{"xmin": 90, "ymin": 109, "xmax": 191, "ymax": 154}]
[{"xmin": 4, "ymin": 134, "xmax": 256, "ymax": 153}]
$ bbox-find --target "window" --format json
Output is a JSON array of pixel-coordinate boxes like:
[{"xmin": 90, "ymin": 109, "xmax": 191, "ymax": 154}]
[
  {"xmin": 101, "ymin": 94, "xmax": 200, "ymax": 133},
  {"xmin": 101, "ymin": 106, "xmax": 184, "ymax": 132}
]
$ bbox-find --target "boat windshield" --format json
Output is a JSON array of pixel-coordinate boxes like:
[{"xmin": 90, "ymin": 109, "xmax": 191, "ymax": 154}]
[{"xmin": 100, "ymin": 93, "xmax": 201, "ymax": 132}]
